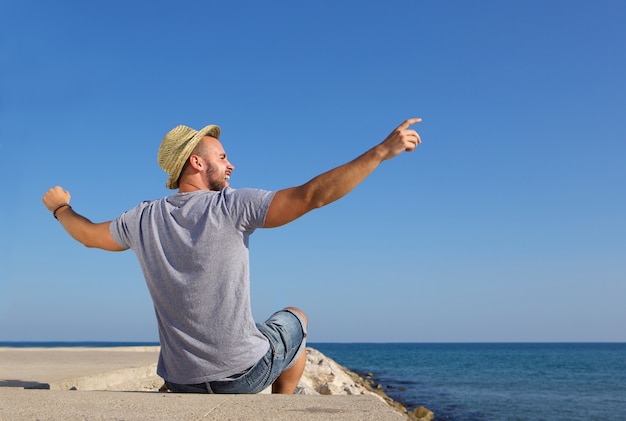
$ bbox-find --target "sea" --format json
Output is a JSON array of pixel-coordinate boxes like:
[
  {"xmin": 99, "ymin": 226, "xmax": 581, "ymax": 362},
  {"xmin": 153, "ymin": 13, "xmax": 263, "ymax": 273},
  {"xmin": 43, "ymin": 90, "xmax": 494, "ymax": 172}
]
[
  {"xmin": 311, "ymin": 342, "xmax": 626, "ymax": 421},
  {"xmin": 2, "ymin": 342, "xmax": 625, "ymax": 421}
]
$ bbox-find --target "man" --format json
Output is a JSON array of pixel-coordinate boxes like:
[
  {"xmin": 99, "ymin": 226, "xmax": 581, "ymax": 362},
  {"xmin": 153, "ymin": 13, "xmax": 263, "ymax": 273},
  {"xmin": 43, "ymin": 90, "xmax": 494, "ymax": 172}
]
[{"xmin": 42, "ymin": 118, "xmax": 422, "ymax": 394}]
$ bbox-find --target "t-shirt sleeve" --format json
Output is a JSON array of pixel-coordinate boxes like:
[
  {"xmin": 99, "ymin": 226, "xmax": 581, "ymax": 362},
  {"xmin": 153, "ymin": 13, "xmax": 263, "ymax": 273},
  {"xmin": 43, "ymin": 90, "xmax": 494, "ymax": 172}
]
[
  {"xmin": 110, "ymin": 212, "xmax": 131, "ymax": 250},
  {"xmin": 224, "ymin": 188, "xmax": 276, "ymax": 231},
  {"xmin": 109, "ymin": 202, "xmax": 149, "ymax": 249}
]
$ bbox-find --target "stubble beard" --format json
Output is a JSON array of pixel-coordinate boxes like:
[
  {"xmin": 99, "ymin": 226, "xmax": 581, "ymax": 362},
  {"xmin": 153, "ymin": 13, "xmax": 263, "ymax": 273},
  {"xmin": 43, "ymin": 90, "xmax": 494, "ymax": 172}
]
[{"xmin": 205, "ymin": 164, "xmax": 226, "ymax": 192}]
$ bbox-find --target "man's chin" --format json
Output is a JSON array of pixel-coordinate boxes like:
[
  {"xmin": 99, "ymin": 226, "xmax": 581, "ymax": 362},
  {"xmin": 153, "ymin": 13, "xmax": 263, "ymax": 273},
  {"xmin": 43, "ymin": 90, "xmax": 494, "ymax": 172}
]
[{"xmin": 209, "ymin": 183, "xmax": 227, "ymax": 192}]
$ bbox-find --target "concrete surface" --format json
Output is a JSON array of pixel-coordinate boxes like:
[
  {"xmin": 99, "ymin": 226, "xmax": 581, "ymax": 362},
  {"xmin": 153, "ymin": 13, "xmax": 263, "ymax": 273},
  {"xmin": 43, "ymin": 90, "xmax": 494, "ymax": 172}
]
[
  {"xmin": 0, "ymin": 347, "xmax": 160, "ymax": 390},
  {"xmin": 0, "ymin": 347, "xmax": 404, "ymax": 420},
  {"xmin": 0, "ymin": 389, "xmax": 403, "ymax": 420}
]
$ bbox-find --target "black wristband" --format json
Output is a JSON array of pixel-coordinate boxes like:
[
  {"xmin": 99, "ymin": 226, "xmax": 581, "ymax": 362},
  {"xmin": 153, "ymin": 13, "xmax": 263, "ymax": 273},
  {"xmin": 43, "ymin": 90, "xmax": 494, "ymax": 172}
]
[{"xmin": 52, "ymin": 203, "xmax": 71, "ymax": 219}]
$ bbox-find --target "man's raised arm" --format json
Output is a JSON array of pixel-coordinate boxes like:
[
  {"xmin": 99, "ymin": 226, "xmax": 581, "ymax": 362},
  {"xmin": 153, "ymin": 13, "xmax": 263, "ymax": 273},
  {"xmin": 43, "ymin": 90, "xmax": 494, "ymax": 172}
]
[
  {"xmin": 42, "ymin": 186, "xmax": 126, "ymax": 251},
  {"xmin": 263, "ymin": 118, "xmax": 422, "ymax": 228}
]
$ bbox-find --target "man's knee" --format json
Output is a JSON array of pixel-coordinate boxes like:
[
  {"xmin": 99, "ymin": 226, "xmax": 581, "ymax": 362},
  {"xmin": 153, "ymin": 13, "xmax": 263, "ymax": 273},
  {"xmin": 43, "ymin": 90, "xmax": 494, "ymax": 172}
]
[{"xmin": 285, "ymin": 306, "xmax": 307, "ymax": 327}]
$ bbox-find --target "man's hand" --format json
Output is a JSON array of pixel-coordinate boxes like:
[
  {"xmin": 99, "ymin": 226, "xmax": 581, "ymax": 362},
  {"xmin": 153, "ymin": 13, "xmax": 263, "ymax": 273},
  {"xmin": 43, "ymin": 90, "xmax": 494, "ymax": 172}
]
[
  {"xmin": 376, "ymin": 118, "xmax": 422, "ymax": 161},
  {"xmin": 42, "ymin": 186, "xmax": 71, "ymax": 212}
]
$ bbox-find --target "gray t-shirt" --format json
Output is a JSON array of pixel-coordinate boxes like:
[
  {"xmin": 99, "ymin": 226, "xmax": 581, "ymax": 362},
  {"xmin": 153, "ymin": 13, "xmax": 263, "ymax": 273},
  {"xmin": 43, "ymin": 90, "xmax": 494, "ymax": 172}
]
[{"xmin": 110, "ymin": 187, "xmax": 275, "ymax": 384}]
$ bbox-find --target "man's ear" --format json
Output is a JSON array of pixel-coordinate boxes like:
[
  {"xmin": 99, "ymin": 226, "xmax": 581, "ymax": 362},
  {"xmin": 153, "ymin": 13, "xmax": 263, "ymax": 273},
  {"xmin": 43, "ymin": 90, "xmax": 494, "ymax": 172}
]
[{"xmin": 188, "ymin": 154, "xmax": 204, "ymax": 170}]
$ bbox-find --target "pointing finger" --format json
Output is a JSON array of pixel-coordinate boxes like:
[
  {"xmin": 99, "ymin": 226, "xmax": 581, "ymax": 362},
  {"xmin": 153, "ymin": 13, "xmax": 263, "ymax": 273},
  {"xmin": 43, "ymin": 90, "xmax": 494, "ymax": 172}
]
[{"xmin": 397, "ymin": 118, "xmax": 422, "ymax": 131}]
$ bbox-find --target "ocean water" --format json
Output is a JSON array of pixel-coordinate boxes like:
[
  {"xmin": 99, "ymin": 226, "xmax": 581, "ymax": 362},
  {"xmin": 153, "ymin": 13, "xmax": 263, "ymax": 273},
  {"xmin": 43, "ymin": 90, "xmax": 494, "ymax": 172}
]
[
  {"xmin": 2, "ymin": 342, "xmax": 624, "ymax": 420},
  {"xmin": 310, "ymin": 343, "xmax": 626, "ymax": 421}
]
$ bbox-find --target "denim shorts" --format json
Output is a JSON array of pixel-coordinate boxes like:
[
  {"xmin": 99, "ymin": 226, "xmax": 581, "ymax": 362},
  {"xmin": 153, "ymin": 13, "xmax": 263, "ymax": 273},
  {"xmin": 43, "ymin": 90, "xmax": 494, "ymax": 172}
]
[{"xmin": 165, "ymin": 309, "xmax": 307, "ymax": 394}]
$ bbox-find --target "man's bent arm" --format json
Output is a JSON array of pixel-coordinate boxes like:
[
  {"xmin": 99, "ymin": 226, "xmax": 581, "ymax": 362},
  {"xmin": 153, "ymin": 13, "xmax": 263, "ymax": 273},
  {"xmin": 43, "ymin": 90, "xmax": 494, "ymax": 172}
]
[
  {"xmin": 264, "ymin": 118, "xmax": 422, "ymax": 228},
  {"xmin": 42, "ymin": 186, "xmax": 126, "ymax": 251}
]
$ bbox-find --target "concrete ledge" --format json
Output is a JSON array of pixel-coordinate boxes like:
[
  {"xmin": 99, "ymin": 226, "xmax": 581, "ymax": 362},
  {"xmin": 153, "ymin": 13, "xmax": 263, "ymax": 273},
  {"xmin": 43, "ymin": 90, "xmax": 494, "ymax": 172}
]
[
  {"xmin": 0, "ymin": 389, "xmax": 404, "ymax": 420},
  {"xmin": 0, "ymin": 347, "xmax": 405, "ymax": 420},
  {"xmin": 0, "ymin": 347, "xmax": 161, "ymax": 390}
]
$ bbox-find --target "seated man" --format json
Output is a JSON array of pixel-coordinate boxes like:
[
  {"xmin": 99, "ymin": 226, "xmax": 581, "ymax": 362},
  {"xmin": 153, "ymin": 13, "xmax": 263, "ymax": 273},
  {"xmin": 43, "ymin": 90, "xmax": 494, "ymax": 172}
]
[{"xmin": 42, "ymin": 118, "xmax": 422, "ymax": 394}]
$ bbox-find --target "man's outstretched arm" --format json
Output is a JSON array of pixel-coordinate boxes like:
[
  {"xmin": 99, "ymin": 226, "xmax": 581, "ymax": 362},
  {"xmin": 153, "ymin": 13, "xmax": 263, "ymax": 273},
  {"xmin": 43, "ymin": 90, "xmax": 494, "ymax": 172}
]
[
  {"xmin": 263, "ymin": 118, "xmax": 422, "ymax": 228},
  {"xmin": 42, "ymin": 186, "xmax": 126, "ymax": 251}
]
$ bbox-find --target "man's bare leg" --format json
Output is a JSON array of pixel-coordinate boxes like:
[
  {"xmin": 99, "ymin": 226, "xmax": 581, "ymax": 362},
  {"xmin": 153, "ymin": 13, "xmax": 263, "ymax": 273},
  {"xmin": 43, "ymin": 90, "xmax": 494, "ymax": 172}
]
[{"xmin": 272, "ymin": 307, "xmax": 308, "ymax": 394}]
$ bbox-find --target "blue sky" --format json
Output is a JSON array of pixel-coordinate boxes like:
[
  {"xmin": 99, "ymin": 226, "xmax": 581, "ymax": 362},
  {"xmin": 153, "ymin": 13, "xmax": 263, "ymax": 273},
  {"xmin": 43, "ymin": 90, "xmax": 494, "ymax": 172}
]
[{"xmin": 1, "ymin": 1, "xmax": 624, "ymax": 343}]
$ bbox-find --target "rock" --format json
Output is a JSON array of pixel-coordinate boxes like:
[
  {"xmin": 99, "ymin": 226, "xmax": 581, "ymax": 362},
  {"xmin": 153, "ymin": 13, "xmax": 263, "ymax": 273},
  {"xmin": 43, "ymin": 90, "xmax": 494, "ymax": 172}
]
[
  {"xmin": 412, "ymin": 406, "xmax": 435, "ymax": 421},
  {"xmin": 318, "ymin": 383, "xmax": 332, "ymax": 395},
  {"xmin": 297, "ymin": 348, "xmax": 375, "ymax": 397}
]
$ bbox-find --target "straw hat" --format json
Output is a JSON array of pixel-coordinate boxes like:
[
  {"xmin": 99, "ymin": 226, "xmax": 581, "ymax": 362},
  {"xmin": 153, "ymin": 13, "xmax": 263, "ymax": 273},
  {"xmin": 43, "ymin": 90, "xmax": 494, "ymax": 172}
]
[{"xmin": 158, "ymin": 124, "xmax": 221, "ymax": 189}]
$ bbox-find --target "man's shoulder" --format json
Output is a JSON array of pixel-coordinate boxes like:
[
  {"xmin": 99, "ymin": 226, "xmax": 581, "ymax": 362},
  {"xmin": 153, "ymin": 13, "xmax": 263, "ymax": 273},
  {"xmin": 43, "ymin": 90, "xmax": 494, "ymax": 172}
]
[{"xmin": 220, "ymin": 187, "xmax": 274, "ymax": 200}]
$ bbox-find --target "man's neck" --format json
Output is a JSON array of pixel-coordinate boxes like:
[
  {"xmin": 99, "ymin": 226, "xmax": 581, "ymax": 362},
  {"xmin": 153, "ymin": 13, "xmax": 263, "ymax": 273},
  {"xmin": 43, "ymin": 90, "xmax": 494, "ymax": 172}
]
[{"xmin": 178, "ymin": 181, "xmax": 207, "ymax": 193}]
